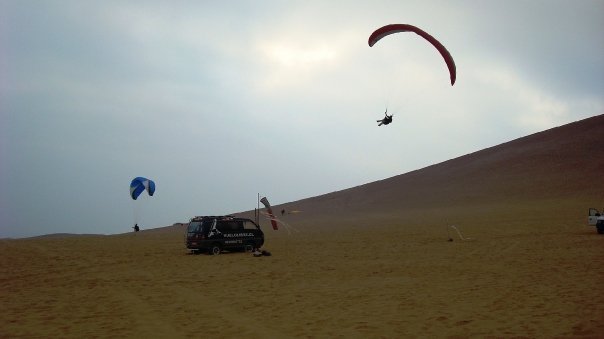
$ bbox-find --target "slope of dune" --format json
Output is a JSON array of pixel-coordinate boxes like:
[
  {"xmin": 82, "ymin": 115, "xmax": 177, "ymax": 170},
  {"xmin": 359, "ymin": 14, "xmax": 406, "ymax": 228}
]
[{"xmin": 270, "ymin": 114, "xmax": 603, "ymax": 229}]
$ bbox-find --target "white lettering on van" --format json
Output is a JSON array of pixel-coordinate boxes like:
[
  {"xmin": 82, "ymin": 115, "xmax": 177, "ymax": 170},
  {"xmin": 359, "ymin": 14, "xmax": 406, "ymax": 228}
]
[{"xmin": 223, "ymin": 233, "xmax": 254, "ymax": 238}]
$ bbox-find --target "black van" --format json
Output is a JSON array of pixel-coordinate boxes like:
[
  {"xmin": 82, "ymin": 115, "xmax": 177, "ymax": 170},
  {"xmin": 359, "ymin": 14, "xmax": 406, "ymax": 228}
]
[{"xmin": 185, "ymin": 216, "xmax": 264, "ymax": 255}]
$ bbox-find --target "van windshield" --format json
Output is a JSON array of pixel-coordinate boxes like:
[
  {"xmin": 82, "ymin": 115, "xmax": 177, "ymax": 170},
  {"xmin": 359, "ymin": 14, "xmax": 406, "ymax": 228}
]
[{"xmin": 187, "ymin": 220, "xmax": 215, "ymax": 234}]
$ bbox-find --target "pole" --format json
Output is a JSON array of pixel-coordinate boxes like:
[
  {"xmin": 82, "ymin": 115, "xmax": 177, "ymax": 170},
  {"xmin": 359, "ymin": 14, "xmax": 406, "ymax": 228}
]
[{"xmin": 256, "ymin": 193, "xmax": 260, "ymax": 225}]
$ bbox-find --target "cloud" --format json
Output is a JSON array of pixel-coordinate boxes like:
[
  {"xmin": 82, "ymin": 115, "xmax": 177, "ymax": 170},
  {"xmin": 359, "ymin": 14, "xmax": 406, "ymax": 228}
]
[
  {"xmin": 469, "ymin": 60, "xmax": 603, "ymax": 132},
  {"xmin": 454, "ymin": 0, "xmax": 604, "ymax": 98}
]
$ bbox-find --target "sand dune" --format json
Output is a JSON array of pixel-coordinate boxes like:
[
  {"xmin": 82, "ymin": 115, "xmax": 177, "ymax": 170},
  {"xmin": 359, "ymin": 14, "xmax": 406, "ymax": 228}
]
[
  {"xmin": 272, "ymin": 114, "xmax": 603, "ymax": 226},
  {"xmin": 2, "ymin": 115, "xmax": 603, "ymax": 338}
]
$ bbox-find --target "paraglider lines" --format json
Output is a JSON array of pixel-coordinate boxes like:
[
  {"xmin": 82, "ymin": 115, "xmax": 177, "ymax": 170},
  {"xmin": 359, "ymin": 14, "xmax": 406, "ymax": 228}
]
[{"xmin": 447, "ymin": 225, "xmax": 473, "ymax": 241}]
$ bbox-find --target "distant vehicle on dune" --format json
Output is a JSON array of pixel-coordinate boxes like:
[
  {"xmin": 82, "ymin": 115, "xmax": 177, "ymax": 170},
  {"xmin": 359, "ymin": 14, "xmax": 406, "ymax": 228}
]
[
  {"xmin": 597, "ymin": 218, "xmax": 604, "ymax": 234},
  {"xmin": 588, "ymin": 208, "xmax": 604, "ymax": 234}
]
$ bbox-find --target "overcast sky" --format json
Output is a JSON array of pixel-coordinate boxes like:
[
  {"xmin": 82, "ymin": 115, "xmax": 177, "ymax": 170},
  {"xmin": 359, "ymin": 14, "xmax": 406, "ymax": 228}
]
[{"xmin": 1, "ymin": 0, "xmax": 603, "ymax": 238}]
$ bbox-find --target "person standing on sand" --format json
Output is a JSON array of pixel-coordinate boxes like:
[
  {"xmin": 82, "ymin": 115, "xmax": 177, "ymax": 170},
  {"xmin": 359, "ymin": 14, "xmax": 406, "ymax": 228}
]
[{"xmin": 133, "ymin": 224, "xmax": 139, "ymax": 232}]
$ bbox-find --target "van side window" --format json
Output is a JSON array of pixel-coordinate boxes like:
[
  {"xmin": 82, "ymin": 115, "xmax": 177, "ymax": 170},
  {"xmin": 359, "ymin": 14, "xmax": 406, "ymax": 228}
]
[
  {"xmin": 243, "ymin": 220, "xmax": 258, "ymax": 230},
  {"xmin": 216, "ymin": 221, "xmax": 243, "ymax": 232}
]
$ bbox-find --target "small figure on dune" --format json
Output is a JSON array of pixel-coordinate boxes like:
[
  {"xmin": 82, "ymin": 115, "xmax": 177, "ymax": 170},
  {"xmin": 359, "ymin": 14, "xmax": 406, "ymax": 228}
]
[
  {"xmin": 377, "ymin": 109, "xmax": 393, "ymax": 126},
  {"xmin": 133, "ymin": 224, "xmax": 139, "ymax": 232}
]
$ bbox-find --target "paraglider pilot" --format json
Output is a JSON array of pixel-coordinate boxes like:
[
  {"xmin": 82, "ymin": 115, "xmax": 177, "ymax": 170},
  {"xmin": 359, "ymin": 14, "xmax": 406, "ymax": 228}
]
[
  {"xmin": 133, "ymin": 224, "xmax": 139, "ymax": 232},
  {"xmin": 377, "ymin": 109, "xmax": 393, "ymax": 126}
]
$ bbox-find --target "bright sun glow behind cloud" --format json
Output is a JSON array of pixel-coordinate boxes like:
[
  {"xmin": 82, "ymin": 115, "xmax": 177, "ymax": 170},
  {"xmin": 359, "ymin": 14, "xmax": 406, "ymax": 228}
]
[
  {"xmin": 264, "ymin": 43, "xmax": 337, "ymax": 68},
  {"xmin": 255, "ymin": 41, "xmax": 339, "ymax": 91}
]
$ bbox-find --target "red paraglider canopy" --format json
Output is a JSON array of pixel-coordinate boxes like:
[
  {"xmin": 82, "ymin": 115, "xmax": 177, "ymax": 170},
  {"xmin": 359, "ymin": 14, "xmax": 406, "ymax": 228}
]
[{"xmin": 368, "ymin": 24, "xmax": 456, "ymax": 86}]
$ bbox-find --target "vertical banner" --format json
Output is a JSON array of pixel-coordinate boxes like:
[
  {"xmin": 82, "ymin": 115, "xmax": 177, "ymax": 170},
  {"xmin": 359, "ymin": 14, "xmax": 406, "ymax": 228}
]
[{"xmin": 260, "ymin": 197, "xmax": 279, "ymax": 230}]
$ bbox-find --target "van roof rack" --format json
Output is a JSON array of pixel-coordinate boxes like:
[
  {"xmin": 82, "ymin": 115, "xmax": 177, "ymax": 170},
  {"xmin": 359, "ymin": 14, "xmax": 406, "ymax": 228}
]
[{"xmin": 190, "ymin": 215, "xmax": 236, "ymax": 221}]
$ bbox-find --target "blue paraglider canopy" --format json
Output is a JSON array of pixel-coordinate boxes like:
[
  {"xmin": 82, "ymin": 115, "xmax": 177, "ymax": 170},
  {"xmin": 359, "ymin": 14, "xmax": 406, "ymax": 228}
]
[{"xmin": 130, "ymin": 177, "xmax": 155, "ymax": 200}]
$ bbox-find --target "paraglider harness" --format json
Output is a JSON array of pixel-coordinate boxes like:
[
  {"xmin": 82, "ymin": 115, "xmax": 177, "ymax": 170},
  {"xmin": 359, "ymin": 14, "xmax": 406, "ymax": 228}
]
[{"xmin": 377, "ymin": 109, "xmax": 393, "ymax": 126}]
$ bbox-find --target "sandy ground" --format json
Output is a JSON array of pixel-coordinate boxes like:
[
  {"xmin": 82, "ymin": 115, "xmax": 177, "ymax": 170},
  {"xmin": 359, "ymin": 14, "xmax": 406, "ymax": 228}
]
[{"xmin": 2, "ymin": 215, "xmax": 603, "ymax": 338}]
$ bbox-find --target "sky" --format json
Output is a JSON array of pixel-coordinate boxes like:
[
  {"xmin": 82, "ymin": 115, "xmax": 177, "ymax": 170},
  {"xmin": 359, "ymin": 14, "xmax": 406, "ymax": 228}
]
[{"xmin": 1, "ymin": 0, "xmax": 603, "ymax": 238}]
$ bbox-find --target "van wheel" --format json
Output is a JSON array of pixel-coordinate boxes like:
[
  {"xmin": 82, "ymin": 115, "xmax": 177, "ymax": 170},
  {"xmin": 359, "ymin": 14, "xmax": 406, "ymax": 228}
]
[{"xmin": 210, "ymin": 244, "xmax": 222, "ymax": 255}]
